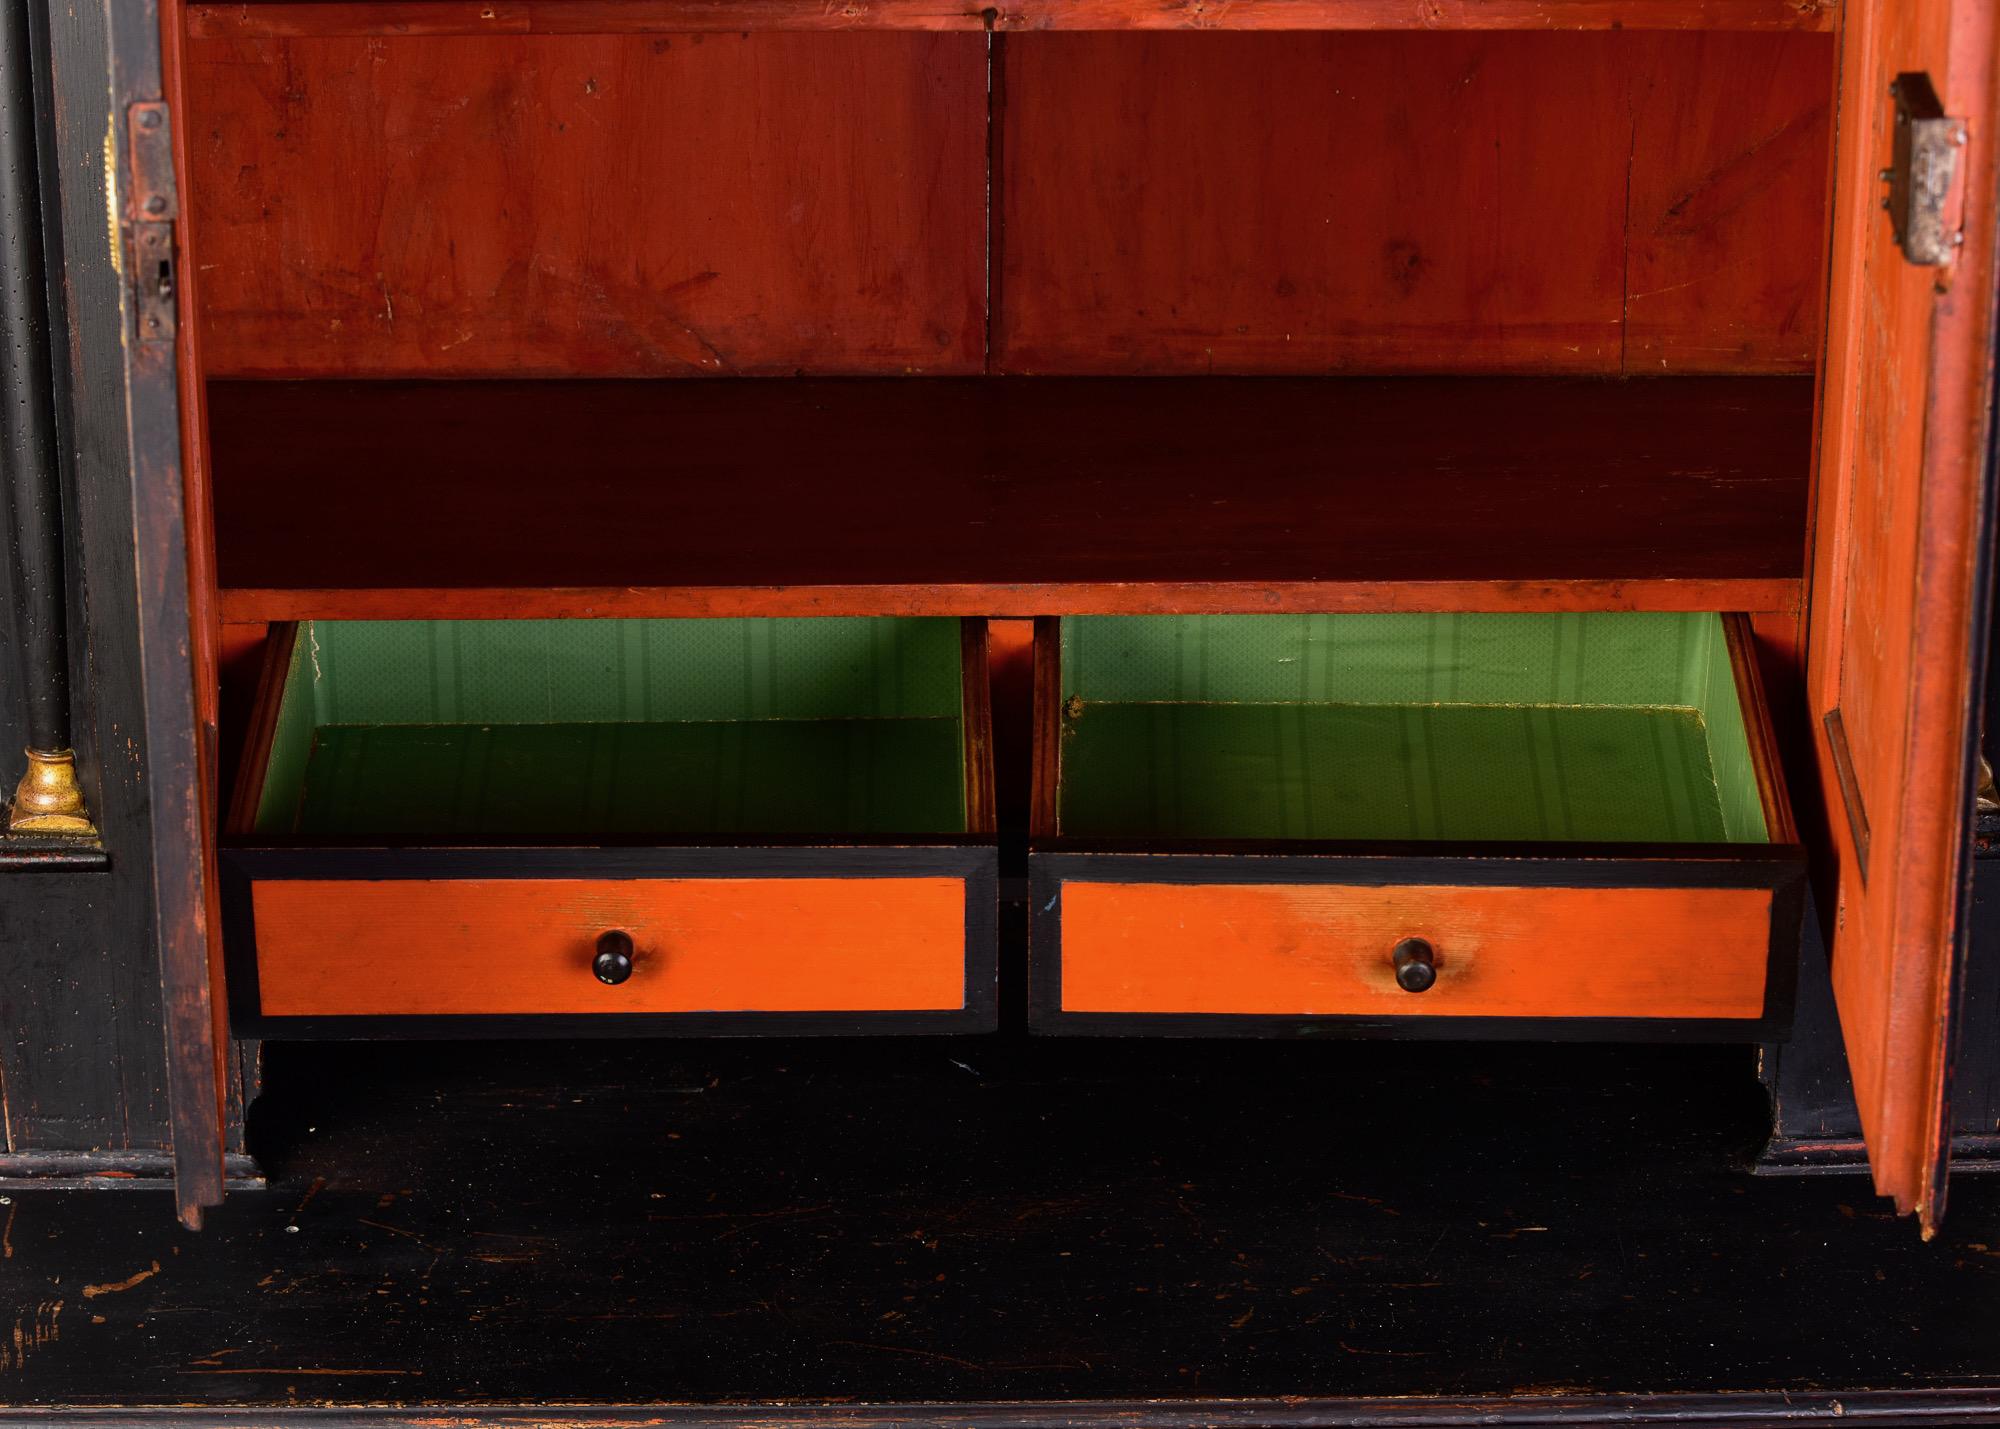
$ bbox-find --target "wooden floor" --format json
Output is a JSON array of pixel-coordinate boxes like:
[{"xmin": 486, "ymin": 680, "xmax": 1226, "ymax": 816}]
[{"xmin": 6, "ymin": 990, "xmax": 2000, "ymax": 1415}]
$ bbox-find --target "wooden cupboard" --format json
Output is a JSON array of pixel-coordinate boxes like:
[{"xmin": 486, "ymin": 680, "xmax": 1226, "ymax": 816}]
[{"xmin": 69, "ymin": 0, "xmax": 1998, "ymax": 1234}]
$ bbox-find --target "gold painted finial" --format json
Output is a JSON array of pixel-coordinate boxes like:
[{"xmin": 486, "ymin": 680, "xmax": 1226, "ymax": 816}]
[{"xmin": 9, "ymin": 748, "xmax": 96, "ymax": 836}]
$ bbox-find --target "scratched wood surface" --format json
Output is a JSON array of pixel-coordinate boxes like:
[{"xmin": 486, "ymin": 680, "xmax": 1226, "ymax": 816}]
[
  {"xmin": 1620, "ymin": 32, "xmax": 1831, "ymax": 372},
  {"xmin": 995, "ymin": 32, "xmax": 1831, "ymax": 375},
  {"xmin": 179, "ymin": 31, "xmax": 1828, "ymax": 378},
  {"xmin": 3, "ymin": 1032, "xmax": 1999, "ymax": 1401},
  {"xmin": 181, "ymin": 33, "xmax": 989, "ymax": 378}
]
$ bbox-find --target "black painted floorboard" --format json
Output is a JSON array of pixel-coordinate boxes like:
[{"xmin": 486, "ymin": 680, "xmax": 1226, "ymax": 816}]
[{"xmin": 3, "ymin": 1028, "xmax": 1999, "ymax": 1411}]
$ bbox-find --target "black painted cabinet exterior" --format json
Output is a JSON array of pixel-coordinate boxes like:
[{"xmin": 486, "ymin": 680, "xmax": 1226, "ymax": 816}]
[{"xmin": 0, "ymin": 0, "xmax": 250, "ymax": 1188}]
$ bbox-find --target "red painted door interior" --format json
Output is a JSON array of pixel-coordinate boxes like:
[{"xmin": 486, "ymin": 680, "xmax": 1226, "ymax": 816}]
[{"xmin": 1807, "ymin": 0, "xmax": 1998, "ymax": 1232}]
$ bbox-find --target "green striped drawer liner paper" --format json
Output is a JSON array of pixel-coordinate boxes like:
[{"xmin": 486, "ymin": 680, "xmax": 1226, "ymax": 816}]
[
  {"xmin": 1057, "ymin": 612, "xmax": 1768, "ymax": 846},
  {"xmin": 252, "ymin": 618, "xmax": 971, "ymax": 839}
]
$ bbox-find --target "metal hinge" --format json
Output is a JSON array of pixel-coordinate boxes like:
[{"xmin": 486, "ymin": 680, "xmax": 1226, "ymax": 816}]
[
  {"xmin": 1881, "ymin": 73, "xmax": 1968, "ymax": 267},
  {"xmin": 126, "ymin": 101, "xmax": 178, "ymax": 343}
]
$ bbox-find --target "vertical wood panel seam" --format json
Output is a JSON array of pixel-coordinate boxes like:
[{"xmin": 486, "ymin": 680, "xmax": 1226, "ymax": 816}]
[
  {"xmin": 1620, "ymin": 30, "xmax": 1636, "ymax": 377},
  {"xmin": 984, "ymin": 30, "xmax": 1005, "ymax": 374}
]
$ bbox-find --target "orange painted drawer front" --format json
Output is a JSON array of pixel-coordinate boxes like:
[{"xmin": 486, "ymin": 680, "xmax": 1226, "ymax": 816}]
[
  {"xmin": 1057, "ymin": 881, "xmax": 1773, "ymax": 1020},
  {"xmin": 250, "ymin": 876, "xmax": 971, "ymax": 1018}
]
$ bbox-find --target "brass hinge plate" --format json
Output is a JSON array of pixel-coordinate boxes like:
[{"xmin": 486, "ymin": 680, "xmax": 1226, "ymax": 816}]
[
  {"xmin": 1882, "ymin": 73, "xmax": 1967, "ymax": 266},
  {"xmin": 126, "ymin": 101, "xmax": 177, "ymax": 221}
]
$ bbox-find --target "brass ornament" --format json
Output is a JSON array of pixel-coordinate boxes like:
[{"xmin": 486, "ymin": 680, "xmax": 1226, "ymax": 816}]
[{"xmin": 9, "ymin": 748, "xmax": 96, "ymax": 836}]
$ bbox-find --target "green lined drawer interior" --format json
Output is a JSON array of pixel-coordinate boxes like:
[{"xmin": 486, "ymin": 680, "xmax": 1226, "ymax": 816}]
[
  {"xmin": 1057, "ymin": 612, "xmax": 1768, "ymax": 845},
  {"xmin": 253, "ymin": 618, "xmax": 971, "ymax": 838}
]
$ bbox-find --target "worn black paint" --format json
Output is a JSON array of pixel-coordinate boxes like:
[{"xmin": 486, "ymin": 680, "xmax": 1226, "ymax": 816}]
[
  {"xmin": 0, "ymin": 0, "xmax": 73, "ymax": 760},
  {"xmin": 0, "ymin": 0, "xmax": 165, "ymax": 1165},
  {"xmin": 98, "ymin": 0, "xmax": 232, "ymax": 1226},
  {"xmin": 4, "ymin": 1025, "xmax": 2000, "ymax": 1408},
  {"xmin": 0, "ymin": 0, "xmax": 249, "ymax": 1184},
  {"xmin": 0, "ymin": 836, "xmax": 107, "ymax": 871},
  {"xmin": 3, "ymin": 1395, "xmax": 2000, "ymax": 1427}
]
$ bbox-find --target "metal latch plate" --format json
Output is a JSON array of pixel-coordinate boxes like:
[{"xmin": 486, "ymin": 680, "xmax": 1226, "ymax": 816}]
[
  {"xmin": 134, "ymin": 221, "xmax": 176, "ymax": 344},
  {"xmin": 1884, "ymin": 72, "xmax": 1966, "ymax": 266}
]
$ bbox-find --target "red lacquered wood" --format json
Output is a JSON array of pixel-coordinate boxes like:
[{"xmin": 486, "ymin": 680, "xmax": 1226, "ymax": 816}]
[
  {"xmin": 996, "ymin": 33, "xmax": 1830, "ymax": 377},
  {"xmin": 206, "ymin": 376, "xmax": 1811, "ymax": 621},
  {"xmin": 220, "ymin": 579, "xmax": 1802, "ymax": 623},
  {"xmin": 998, "ymin": 34, "xmax": 1627, "ymax": 375},
  {"xmin": 181, "ymin": 33, "xmax": 987, "ymax": 378},
  {"xmin": 1621, "ymin": 33, "xmax": 1832, "ymax": 373},
  {"xmin": 1802, "ymin": 0, "xmax": 1999, "ymax": 1229},
  {"xmin": 181, "ymin": 32, "xmax": 1831, "ymax": 383},
  {"xmin": 1029, "ymin": 617, "xmax": 1061, "ymax": 838},
  {"xmin": 222, "ymin": 623, "xmax": 295, "ymax": 840},
  {"xmin": 183, "ymin": 0, "xmax": 1835, "ymax": 35},
  {"xmin": 1722, "ymin": 612, "xmax": 1799, "ymax": 847},
  {"xmin": 216, "ymin": 620, "xmax": 274, "ymax": 827},
  {"xmin": 959, "ymin": 619, "xmax": 998, "ymax": 838}
]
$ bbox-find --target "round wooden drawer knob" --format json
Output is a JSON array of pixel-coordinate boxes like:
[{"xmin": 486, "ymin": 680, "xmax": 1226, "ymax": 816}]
[
  {"xmin": 593, "ymin": 929, "xmax": 636, "ymax": 986},
  {"xmin": 1392, "ymin": 937, "xmax": 1437, "ymax": 993}
]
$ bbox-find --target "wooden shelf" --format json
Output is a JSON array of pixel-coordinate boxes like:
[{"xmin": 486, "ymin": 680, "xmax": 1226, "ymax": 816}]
[
  {"xmin": 184, "ymin": 0, "xmax": 1834, "ymax": 36},
  {"xmin": 209, "ymin": 376, "xmax": 1811, "ymax": 624}
]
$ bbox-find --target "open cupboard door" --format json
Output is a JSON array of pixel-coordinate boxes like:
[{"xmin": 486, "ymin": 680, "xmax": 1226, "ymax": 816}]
[
  {"xmin": 1811, "ymin": 0, "xmax": 2000, "ymax": 1230},
  {"xmin": 107, "ymin": 0, "xmax": 229, "ymax": 1228}
]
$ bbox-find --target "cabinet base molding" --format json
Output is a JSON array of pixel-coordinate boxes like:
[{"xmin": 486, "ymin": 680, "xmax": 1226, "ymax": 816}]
[
  {"xmin": 1754, "ymin": 1134, "xmax": 2000, "ymax": 1177},
  {"xmin": 4, "ymin": 1392, "xmax": 2000, "ymax": 1427},
  {"xmin": 0, "ymin": 1151, "xmax": 263, "ymax": 1192}
]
